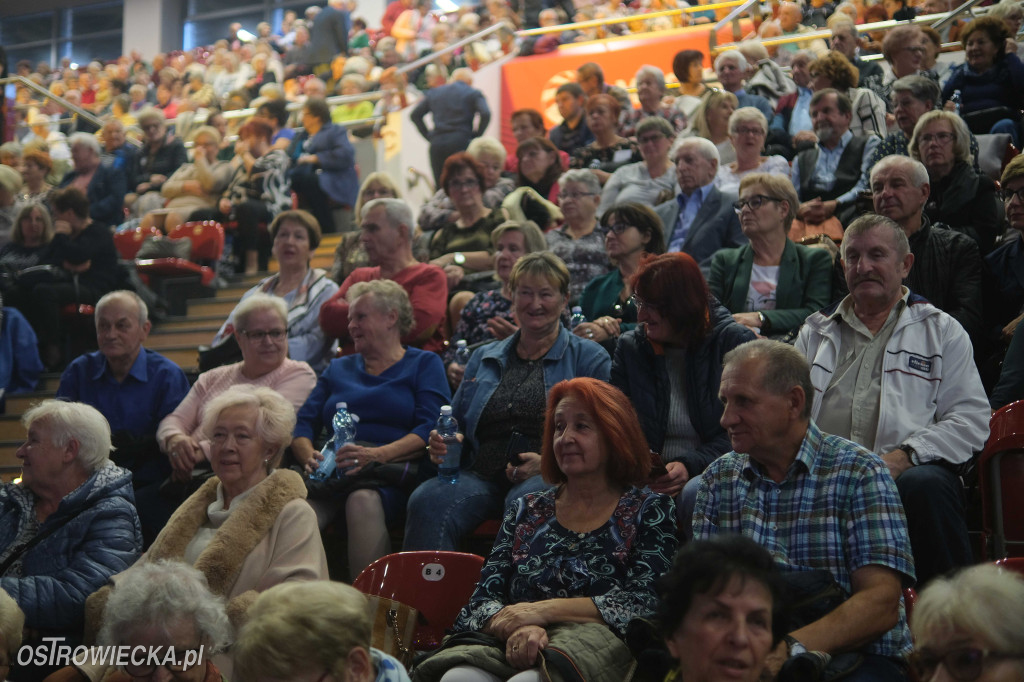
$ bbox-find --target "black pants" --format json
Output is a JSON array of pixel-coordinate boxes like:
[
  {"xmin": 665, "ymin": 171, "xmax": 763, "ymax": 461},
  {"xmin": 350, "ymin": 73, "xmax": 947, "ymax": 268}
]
[{"xmin": 191, "ymin": 201, "xmax": 273, "ymax": 271}]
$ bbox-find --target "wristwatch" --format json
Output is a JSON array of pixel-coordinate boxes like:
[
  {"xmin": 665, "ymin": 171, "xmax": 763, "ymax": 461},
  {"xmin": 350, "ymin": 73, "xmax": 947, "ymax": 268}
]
[
  {"xmin": 757, "ymin": 311, "xmax": 770, "ymax": 334},
  {"xmin": 785, "ymin": 635, "xmax": 807, "ymax": 658},
  {"xmin": 453, "ymin": 252, "xmax": 466, "ymax": 266},
  {"xmin": 899, "ymin": 444, "xmax": 920, "ymax": 465}
]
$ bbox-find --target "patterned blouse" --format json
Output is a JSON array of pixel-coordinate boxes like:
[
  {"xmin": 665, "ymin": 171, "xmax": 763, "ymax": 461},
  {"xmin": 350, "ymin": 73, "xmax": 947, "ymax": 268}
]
[
  {"xmin": 443, "ymin": 290, "xmax": 513, "ymax": 365},
  {"xmin": 454, "ymin": 487, "xmax": 677, "ymax": 638},
  {"xmin": 546, "ymin": 226, "xmax": 611, "ymax": 305},
  {"xmin": 569, "ymin": 140, "xmax": 642, "ymax": 173}
]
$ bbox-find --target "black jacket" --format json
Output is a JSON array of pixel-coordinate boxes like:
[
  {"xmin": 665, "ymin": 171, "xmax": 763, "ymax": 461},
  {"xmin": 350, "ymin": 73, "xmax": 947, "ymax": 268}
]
[
  {"xmin": 611, "ymin": 300, "xmax": 755, "ymax": 478},
  {"xmin": 925, "ymin": 161, "xmax": 1000, "ymax": 255}
]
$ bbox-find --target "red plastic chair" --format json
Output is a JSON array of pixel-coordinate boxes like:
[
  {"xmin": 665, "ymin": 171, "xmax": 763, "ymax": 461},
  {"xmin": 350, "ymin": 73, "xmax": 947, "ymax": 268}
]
[
  {"xmin": 995, "ymin": 557, "xmax": 1024, "ymax": 577},
  {"xmin": 135, "ymin": 221, "xmax": 224, "ymax": 287},
  {"xmin": 352, "ymin": 551, "xmax": 485, "ymax": 651},
  {"xmin": 113, "ymin": 225, "xmax": 162, "ymax": 260},
  {"xmin": 979, "ymin": 400, "xmax": 1024, "ymax": 559}
]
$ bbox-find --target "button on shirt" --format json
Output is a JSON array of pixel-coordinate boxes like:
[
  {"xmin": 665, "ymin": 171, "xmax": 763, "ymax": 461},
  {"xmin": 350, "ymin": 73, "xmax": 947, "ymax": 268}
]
[{"xmin": 669, "ymin": 182, "xmax": 713, "ymax": 252}]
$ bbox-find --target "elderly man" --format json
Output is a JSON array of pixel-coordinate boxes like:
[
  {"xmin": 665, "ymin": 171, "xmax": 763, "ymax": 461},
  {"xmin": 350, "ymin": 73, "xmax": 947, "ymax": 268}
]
[
  {"xmin": 99, "ymin": 118, "xmax": 138, "ymax": 177},
  {"xmin": 869, "ymin": 156, "xmax": 983, "ymax": 342},
  {"xmin": 58, "ymin": 133, "xmax": 128, "ymax": 228},
  {"xmin": 1, "ymin": 400, "xmax": 142, "ymax": 675},
  {"xmin": 714, "ymin": 51, "xmax": 774, "ymax": 120},
  {"xmin": 830, "ymin": 19, "xmax": 885, "ymax": 100},
  {"xmin": 319, "ymin": 198, "xmax": 447, "ymax": 354},
  {"xmin": 791, "ymin": 88, "xmax": 878, "ymax": 227},
  {"xmin": 57, "ymin": 290, "xmax": 189, "ymax": 543},
  {"xmin": 772, "ymin": 50, "xmax": 816, "ymax": 140},
  {"xmin": 696, "ymin": 339, "xmax": 914, "ymax": 681},
  {"xmin": 410, "ymin": 68, "xmax": 491, "ymax": 186},
  {"xmin": 778, "ymin": 1, "xmax": 829, "ymax": 55},
  {"xmin": 655, "ymin": 137, "xmax": 745, "ymax": 271},
  {"xmin": 796, "ymin": 214, "xmax": 990, "ymax": 586}
]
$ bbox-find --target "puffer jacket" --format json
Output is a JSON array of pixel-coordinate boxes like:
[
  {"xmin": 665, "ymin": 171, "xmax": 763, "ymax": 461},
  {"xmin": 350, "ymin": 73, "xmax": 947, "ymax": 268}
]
[
  {"xmin": 0, "ymin": 462, "xmax": 142, "ymax": 631},
  {"xmin": 611, "ymin": 299, "xmax": 755, "ymax": 478}
]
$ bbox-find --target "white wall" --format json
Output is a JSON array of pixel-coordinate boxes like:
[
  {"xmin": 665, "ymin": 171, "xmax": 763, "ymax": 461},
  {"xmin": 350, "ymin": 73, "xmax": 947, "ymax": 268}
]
[{"xmin": 123, "ymin": 0, "xmax": 183, "ymax": 62}]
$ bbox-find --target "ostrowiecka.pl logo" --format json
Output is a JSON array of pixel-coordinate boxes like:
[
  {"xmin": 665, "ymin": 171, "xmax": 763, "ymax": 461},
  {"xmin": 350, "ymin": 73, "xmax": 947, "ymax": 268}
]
[{"xmin": 17, "ymin": 638, "xmax": 205, "ymax": 671}]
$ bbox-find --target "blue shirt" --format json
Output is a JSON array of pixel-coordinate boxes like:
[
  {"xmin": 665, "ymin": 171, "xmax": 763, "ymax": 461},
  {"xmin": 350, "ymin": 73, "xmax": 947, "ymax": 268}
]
[
  {"xmin": 694, "ymin": 421, "xmax": 915, "ymax": 659},
  {"xmin": 669, "ymin": 181, "xmax": 715, "ymax": 252},
  {"xmin": 790, "ymin": 130, "xmax": 879, "ymax": 207},
  {"xmin": 789, "ymin": 86, "xmax": 814, "ymax": 137},
  {"xmin": 57, "ymin": 347, "xmax": 190, "ymax": 438}
]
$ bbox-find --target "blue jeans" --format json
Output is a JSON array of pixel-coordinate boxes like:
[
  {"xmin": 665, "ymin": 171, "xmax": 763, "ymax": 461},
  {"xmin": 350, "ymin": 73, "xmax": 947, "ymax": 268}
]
[{"xmin": 403, "ymin": 471, "xmax": 552, "ymax": 551}]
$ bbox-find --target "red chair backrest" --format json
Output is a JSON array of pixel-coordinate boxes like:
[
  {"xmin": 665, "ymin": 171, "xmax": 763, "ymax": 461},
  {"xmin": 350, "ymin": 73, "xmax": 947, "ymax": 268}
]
[
  {"xmin": 980, "ymin": 400, "xmax": 1024, "ymax": 558},
  {"xmin": 114, "ymin": 226, "xmax": 162, "ymax": 260},
  {"xmin": 168, "ymin": 221, "xmax": 225, "ymax": 262},
  {"xmin": 352, "ymin": 551, "xmax": 485, "ymax": 651}
]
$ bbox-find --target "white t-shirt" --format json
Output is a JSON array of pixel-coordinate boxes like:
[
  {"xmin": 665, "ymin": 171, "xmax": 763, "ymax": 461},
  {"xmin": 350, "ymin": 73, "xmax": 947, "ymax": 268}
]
[{"xmin": 746, "ymin": 263, "xmax": 779, "ymax": 311}]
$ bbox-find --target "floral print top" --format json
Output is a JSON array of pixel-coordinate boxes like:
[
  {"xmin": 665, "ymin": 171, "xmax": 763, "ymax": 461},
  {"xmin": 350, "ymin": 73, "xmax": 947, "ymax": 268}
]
[{"xmin": 453, "ymin": 486, "xmax": 677, "ymax": 638}]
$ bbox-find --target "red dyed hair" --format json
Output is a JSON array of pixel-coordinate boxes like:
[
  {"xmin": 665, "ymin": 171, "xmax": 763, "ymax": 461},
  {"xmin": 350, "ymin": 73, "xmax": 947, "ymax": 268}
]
[
  {"xmin": 630, "ymin": 252, "xmax": 710, "ymax": 348},
  {"xmin": 540, "ymin": 378, "xmax": 651, "ymax": 486},
  {"xmin": 238, "ymin": 116, "xmax": 275, "ymax": 142},
  {"xmin": 440, "ymin": 152, "xmax": 485, "ymax": 195}
]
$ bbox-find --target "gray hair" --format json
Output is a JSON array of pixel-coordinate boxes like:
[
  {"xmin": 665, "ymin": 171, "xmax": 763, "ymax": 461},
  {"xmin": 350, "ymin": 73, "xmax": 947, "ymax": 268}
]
[
  {"xmin": 729, "ymin": 106, "xmax": 769, "ymax": 135},
  {"xmin": 635, "ymin": 64, "xmax": 666, "ymax": 91},
  {"xmin": 989, "ymin": 0, "xmax": 1024, "ymax": 21},
  {"xmin": 200, "ymin": 386, "xmax": 296, "ymax": 465},
  {"xmin": 95, "ymin": 290, "xmax": 149, "ymax": 326},
  {"xmin": 361, "ymin": 198, "xmax": 414, "ymax": 242},
  {"xmin": 912, "ymin": 564, "xmax": 1024, "ymax": 657},
  {"xmin": 909, "ymin": 110, "xmax": 974, "ymax": 167},
  {"xmin": 68, "ymin": 132, "xmax": 101, "ymax": 156},
  {"xmin": 790, "ymin": 49, "xmax": 817, "ymax": 68},
  {"xmin": 189, "ymin": 125, "xmax": 222, "ymax": 146},
  {"xmin": 23, "ymin": 400, "xmax": 111, "ymax": 473},
  {"xmin": 714, "ymin": 50, "xmax": 748, "ymax": 72},
  {"xmin": 0, "ymin": 589, "xmax": 23, "ymax": 658},
  {"xmin": 98, "ymin": 560, "xmax": 232, "ymax": 655},
  {"xmin": 870, "ymin": 155, "xmax": 930, "ymax": 189},
  {"xmin": 670, "ymin": 136, "xmax": 721, "ymax": 165},
  {"xmin": 346, "ymin": 279, "xmax": 415, "ymax": 336},
  {"xmin": 558, "ymin": 168, "xmax": 602, "ymax": 195},
  {"xmin": 841, "ymin": 213, "xmax": 911, "ymax": 260},
  {"xmin": 736, "ymin": 40, "xmax": 770, "ymax": 64},
  {"xmin": 136, "ymin": 107, "xmax": 167, "ymax": 128},
  {"xmin": 234, "ymin": 293, "xmax": 288, "ymax": 332},
  {"xmin": 636, "ymin": 116, "xmax": 675, "ymax": 139},
  {"xmin": 891, "ymin": 75, "xmax": 941, "ymax": 108},
  {"xmin": 234, "ymin": 581, "xmax": 371, "ymax": 681},
  {"xmin": 722, "ymin": 339, "xmax": 813, "ymax": 419}
]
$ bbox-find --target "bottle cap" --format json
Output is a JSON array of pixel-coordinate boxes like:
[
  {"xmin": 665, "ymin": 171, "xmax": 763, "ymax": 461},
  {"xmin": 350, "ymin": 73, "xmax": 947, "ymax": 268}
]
[{"xmin": 440, "ymin": 405, "xmax": 453, "ymax": 415}]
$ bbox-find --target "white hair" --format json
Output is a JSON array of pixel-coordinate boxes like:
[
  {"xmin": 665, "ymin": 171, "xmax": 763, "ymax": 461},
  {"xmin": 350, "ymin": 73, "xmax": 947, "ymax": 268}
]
[
  {"xmin": 714, "ymin": 50, "xmax": 748, "ymax": 72},
  {"xmin": 95, "ymin": 290, "xmax": 148, "ymax": 325},
  {"xmin": 670, "ymin": 136, "xmax": 721, "ymax": 165},
  {"xmin": 23, "ymin": 400, "xmax": 112, "ymax": 472}
]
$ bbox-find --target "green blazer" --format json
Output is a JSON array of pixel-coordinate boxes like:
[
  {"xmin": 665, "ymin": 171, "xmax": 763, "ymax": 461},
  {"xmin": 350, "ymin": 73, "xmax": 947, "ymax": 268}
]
[{"xmin": 708, "ymin": 239, "xmax": 834, "ymax": 335}]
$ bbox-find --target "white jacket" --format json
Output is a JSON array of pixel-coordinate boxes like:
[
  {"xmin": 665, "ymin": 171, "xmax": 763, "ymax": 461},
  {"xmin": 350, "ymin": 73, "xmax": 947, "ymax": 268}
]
[{"xmin": 796, "ymin": 293, "xmax": 990, "ymax": 464}]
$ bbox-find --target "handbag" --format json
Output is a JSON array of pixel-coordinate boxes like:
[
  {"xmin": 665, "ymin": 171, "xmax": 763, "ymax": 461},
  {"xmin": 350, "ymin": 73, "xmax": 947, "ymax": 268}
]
[
  {"xmin": 962, "ymin": 106, "xmax": 1018, "ymax": 136},
  {"xmin": 365, "ymin": 594, "xmax": 419, "ymax": 668},
  {"xmin": 136, "ymin": 235, "xmax": 192, "ymax": 260},
  {"xmin": 14, "ymin": 264, "xmax": 71, "ymax": 287}
]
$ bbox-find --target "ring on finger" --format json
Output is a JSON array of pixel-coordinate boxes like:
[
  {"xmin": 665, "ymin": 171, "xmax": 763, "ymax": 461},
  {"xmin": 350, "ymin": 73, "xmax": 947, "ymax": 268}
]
[{"xmin": 512, "ymin": 644, "xmax": 520, "ymax": 652}]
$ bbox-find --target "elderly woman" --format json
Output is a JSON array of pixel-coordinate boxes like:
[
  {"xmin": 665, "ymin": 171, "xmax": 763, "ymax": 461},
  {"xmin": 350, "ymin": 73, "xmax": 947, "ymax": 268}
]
[
  {"xmin": 428, "ymin": 153, "xmax": 505, "ymax": 293},
  {"xmin": 910, "ymin": 110, "xmax": 1000, "ymax": 253},
  {"xmin": 418, "ymin": 137, "xmax": 516, "ymax": 234},
  {"xmin": 405, "ymin": 253, "xmax": 611, "ymax": 552},
  {"xmin": 445, "ymin": 220, "xmax": 548, "ymax": 388},
  {"xmin": 294, "ymin": 280, "xmax": 450, "ymax": 577},
  {"xmin": 515, "ymin": 137, "xmax": 563, "ymax": 204},
  {"xmin": 128, "ymin": 107, "xmax": 187, "ymax": 217},
  {"xmin": 986, "ymin": 155, "xmax": 1024, "ymax": 344},
  {"xmin": 598, "ymin": 117, "xmax": 677, "ymax": 217},
  {"xmin": 140, "ymin": 125, "xmax": 234, "ymax": 234},
  {"xmin": 292, "ymin": 97, "xmax": 358, "ymax": 234},
  {"xmin": 0, "ymin": 401, "xmax": 141, "ymax": 675},
  {"xmin": 809, "ymin": 52, "xmax": 887, "ymax": 137},
  {"xmin": 672, "ymin": 49, "xmax": 708, "ymax": 123},
  {"xmin": 18, "ymin": 149, "xmax": 54, "ymax": 206},
  {"xmin": 331, "ymin": 173, "xmax": 403, "ymax": 284},
  {"xmin": 715, "ymin": 108, "xmax": 790, "ymax": 194},
  {"xmin": 211, "ymin": 210, "xmax": 339, "ymax": 373},
  {"xmin": 546, "ymin": 169, "xmax": 611, "ymax": 304},
  {"xmin": 658, "ymin": 536, "xmax": 785, "ymax": 682},
  {"xmin": 909, "ymin": 564, "xmax": 1024, "ymax": 681},
  {"xmin": 569, "ymin": 94, "xmax": 641, "ymax": 185},
  {"xmin": 611, "ymin": 252, "xmax": 755, "ymax": 517},
  {"xmin": 158, "ymin": 294, "xmax": 316, "ymax": 482},
  {"xmin": 575, "ymin": 203, "xmax": 665, "ymax": 350},
  {"xmin": 90, "ymin": 387, "xmax": 328, "ymax": 654},
  {"xmin": 0, "ymin": 590, "xmax": 22, "ymax": 682},
  {"xmin": 869, "ymin": 76, "xmax": 944, "ymax": 170},
  {"xmin": 621, "ymin": 65, "xmax": 688, "ymax": 139},
  {"xmin": 710, "ymin": 174, "xmax": 833, "ymax": 337},
  {"xmin": 881, "ymin": 25, "xmax": 926, "ymax": 81},
  {"xmin": 0, "ymin": 203, "xmax": 53, "ymax": 272},
  {"xmin": 690, "ymin": 90, "xmax": 738, "ymax": 165},
  {"xmin": 235, "ymin": 581, "xmax": 411, "ymax": 682},
  {"xmin": 411, "ymin": 377, "xmax": 677, "ymax": 682},
  {"xmin": 942, "ymin": 16, "xmax": 1024, "ymax": 145},
  {"xmin": 58, "ymin": 133, "xmax": 128, "ymax": 228}
]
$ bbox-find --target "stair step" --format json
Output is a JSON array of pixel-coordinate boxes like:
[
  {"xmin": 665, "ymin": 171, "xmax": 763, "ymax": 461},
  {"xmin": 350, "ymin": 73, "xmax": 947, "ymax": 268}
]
[
  {"xmin": 156, "ymin": 315, "xmax": 227, "ymax": 331},
  {"xmin": 5, "ymin": 391, "xmax": 57, "ymax": 415},
  {"xmin": 0, "ymin": 441, "xmax": 22, "ymax": 480},
  {"xmin": 149, "ymin": 327, "xmax": 220, "ymax": 347},
  {"xmin": 186, "ymin": 297, "xmax": 241, "ymax": 317},
  {"xmin": 159, "ymin": 347, "xmax": 200, "ymax": 371},
  {"xmin": 0, "ymin": 418, "xmax": 26, "ymax": 442}
]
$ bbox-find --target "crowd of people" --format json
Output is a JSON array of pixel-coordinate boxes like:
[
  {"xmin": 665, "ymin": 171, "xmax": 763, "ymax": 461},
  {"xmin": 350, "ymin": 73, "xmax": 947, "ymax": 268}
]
[{"xmin": 2, "ymin": 0, "xmax": 1024, "ymax": 679}]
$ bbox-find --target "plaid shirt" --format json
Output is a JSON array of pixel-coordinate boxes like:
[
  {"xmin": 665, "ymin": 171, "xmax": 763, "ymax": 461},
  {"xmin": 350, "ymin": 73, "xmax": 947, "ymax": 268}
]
[{"xmin": 694, "ymin": 421, "xmax": 915, "ymax": 658}]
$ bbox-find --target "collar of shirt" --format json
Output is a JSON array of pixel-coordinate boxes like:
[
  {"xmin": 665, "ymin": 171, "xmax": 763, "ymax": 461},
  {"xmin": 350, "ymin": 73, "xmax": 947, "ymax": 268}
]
[
  {"xmin": 821, "ymin": 129, "xmax": 853, "ymax": 153},
  {"xmin": 676, "ymin": 181, "xmax": 714, "ymax": 210},
  {"xmin": 830, "ymin": 287, "xmax": 910, "ymax": 333},
  {"xmin": 91, "ymin": 347, "xmax": 149, "ymax": 383},
  {"xmin": 740, "ymin": 421, "xmax": 822, "ymax": 484}
]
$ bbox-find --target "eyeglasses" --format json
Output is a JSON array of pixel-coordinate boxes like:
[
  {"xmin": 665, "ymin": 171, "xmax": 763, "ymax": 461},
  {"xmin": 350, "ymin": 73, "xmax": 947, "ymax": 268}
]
[
  {"xmin": 909, "ymin": 647, "xmax": 1024, "ymax": 682},
  {"xmin": 733, "ymin": 195, "xmax": 781, "ymax": 213},
  {"xmin": 448, "ymin": 178, "xmax": 480, "ymax": 190},
  {"xmin": 637, "ymin": 133, "xmax": 666, "ymax": 145},
  {"xmin": 629, "ymin": 294, "xmax": 662, "ymax": 313},
  {"xmin": 558, "ymin": 191, "xmax": 596, "ymax": 201},
  {"xmin": 605, "ymin": 222, "xmax": 637, "ymax": 234},
  {"xmin": 732, "ymin": 126, "xmax": 765, "ymax": 136},
  {"xmin": 240, "ymin": 329, "xmax": 286, "ymax": 342},
  {"xmin": 919, "ymin": 131, "xmax": 954, "ymax": 145},
  {"xmin": 1000, "ymin": 187, "xmax": 1024, "ymax": 203},
  {"xmin": 903, "ymin": 45, "xmax": 926, "ymax": 54}
]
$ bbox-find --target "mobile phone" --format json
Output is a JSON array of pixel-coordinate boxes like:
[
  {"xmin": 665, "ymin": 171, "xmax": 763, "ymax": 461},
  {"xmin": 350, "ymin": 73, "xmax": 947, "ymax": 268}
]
[
  {"xmin": 506, "ymin": 430, "xmax": 531, "ymax": 465},
  {"xmin": 649, "ymin": 451, "xmax": 669, "ymax": 479}
]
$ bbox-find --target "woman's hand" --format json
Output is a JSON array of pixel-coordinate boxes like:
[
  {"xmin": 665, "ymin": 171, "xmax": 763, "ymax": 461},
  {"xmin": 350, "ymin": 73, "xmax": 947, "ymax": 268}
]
[
  {"xmin": 505, "ymin": 625, "xmax": 548, "ymax": 670},
  {"xmin": 427, "ymin": 429, "xmax": 463, "ymax": 466},
  {"xmin": 442, "ymin": 264, "xmax": 465, "ymax": 289},
  {"xmin": 506, "ymin": 451, "xmax": 541, "ymax": 485},
  {"xmin": 731, "ymin": 312, "xmax": 763, "ymax": 335},
  {"xmin": 335, "ymin": 442, "xmax": 385, "ymax": 476},
  {"xmin": 1002, "ymin": 311, "xmax": 1024, "ymax": 341},
  {"xmin": 303, "ymin": 450, "xmax": 324, "ymax": 476},
  {"xmin": 218, "ymin": 197, "xmax": 233, "ymax": 215},
  {"xmin": 650, "ymin": 460, "xmax": 689, "ymax": 497},
  {"xmin": 487, "ymin": 316, "xmax": 518, "ymax": 340},
  {"xmin": 446, "ymin": 361, "xmax": 465, "ymax": 387},
  {"xmin": 573, "ymin": 321, "xmax": 607, "ymax": 343},
  {"xmin": 166, "ymin": 434, "xmax": 203, "ymax": 482},
  {"xmin": 487, "ymin": 602, "xmax": 551, "ymax": 641}
]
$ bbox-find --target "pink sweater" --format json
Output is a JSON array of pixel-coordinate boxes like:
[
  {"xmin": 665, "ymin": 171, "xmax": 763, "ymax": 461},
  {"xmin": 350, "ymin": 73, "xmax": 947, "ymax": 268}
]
[{"xmin": 157, "ymin": 359, "xmax": 317, "ymax": 456}]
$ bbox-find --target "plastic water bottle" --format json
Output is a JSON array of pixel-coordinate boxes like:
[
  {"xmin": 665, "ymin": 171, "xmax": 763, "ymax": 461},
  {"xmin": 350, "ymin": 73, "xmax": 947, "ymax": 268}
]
[
  {"xmin": 454, "ymin": 339, "xmax": 472, "ymax": 366},
  {"xmin": 570, "ymin": 306, "xmax": 586, "ymax": 330},
  {"xmin": 436, "ymin": 405, "xmax": 461, "ymax": 484},
  {"xmin": 310, "ymin": 402, "xmax": 358, "ymax": 480},
  {"xmin": 951, "ymin": 89, "xmax": 962, "ymax": 115}
]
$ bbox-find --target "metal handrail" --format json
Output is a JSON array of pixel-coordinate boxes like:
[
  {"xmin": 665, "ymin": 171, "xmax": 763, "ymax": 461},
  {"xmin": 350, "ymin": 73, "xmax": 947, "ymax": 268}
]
[
  {"xmin": 396, "ymin": 21, "xmax": 514, "ymax": 76},
  {"xmin": 0, "ymin": 74, "xmax": 106, "ymax": 130},
  {"xmin": 516, "ymin": 0, "xmax": 748, "ymax": 37},
  {"xmin": 932, "ymin": 0, "xmax": 987, "ymax": 31},
  {"xmin": 709, "ymin": 0, "xmax": 759, "ymax": 53}
]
